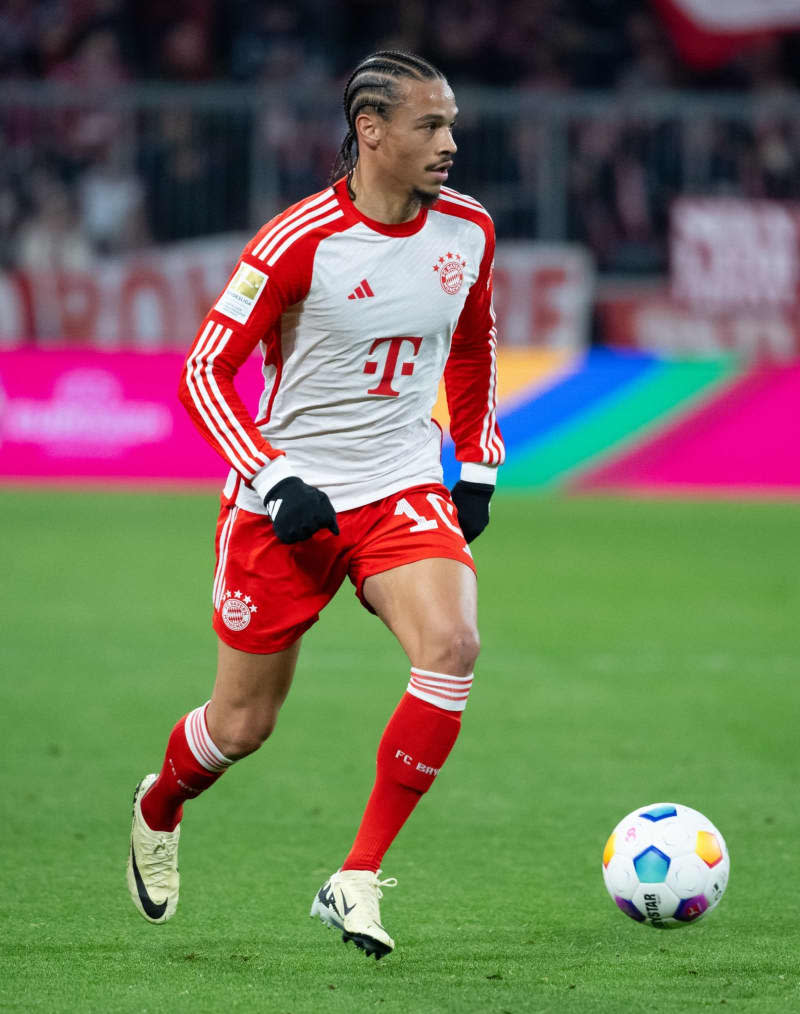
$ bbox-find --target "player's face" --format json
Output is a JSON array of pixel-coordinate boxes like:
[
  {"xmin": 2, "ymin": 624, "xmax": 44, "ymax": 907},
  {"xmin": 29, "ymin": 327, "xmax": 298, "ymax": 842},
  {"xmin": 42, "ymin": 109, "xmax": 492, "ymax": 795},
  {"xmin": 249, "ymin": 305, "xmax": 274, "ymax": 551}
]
[{"xmin": 380, "ymin": 77, "xmax": 458, "ymax": 206}]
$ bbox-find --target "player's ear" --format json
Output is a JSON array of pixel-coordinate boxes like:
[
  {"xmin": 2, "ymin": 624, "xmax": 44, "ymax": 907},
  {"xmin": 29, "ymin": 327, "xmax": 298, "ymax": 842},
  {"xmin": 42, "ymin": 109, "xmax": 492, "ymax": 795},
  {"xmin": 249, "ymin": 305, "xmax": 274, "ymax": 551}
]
[{"xmin": 354, "ymin": 110, "xmax": 383, "ymax": 152}]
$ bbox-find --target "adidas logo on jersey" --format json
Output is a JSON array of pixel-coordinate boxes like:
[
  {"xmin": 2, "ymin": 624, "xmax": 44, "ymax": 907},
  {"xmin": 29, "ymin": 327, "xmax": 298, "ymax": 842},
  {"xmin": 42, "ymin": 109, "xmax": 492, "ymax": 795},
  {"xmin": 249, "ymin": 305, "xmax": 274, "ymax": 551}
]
[{"xmin": 347, "ymin": 279, "xmax": 375, "ymax": 300}]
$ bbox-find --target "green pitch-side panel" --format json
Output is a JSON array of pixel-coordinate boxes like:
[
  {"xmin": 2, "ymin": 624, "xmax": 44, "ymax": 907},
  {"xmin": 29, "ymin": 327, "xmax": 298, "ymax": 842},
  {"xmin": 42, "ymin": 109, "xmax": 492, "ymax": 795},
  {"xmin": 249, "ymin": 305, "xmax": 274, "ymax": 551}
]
[{"xmin": 500, "ymin": 359, "xmax": 736, "ymax": 489}]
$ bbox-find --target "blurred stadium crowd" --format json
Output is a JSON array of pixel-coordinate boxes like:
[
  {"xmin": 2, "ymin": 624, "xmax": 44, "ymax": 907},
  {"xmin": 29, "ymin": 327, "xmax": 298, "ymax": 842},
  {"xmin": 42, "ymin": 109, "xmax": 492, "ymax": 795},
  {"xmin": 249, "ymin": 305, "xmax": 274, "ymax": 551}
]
[{"xmin": 3, "ymin": 0, "xmax": 800, "ymax": 276}]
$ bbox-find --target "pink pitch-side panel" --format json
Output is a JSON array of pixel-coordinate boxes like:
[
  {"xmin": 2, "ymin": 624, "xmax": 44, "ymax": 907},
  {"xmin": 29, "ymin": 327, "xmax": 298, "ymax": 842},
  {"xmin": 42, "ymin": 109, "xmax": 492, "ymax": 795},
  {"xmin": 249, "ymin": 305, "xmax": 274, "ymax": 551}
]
[
  {"xmin": 577, "ymin": 364, "xmax": 800, "ymax": 493},
  {"xmin": 0, "ymin": 348, "xmax": 265, "ymax": 482}
]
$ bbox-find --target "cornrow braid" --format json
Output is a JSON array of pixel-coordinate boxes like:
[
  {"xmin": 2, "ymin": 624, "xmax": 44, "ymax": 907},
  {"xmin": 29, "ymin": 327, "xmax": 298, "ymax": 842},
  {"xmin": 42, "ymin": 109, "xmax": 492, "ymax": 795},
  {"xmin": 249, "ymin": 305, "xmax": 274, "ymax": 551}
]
[{"xmin": 331, "ymin": 50, "xmax": 445, "ymax": 195}]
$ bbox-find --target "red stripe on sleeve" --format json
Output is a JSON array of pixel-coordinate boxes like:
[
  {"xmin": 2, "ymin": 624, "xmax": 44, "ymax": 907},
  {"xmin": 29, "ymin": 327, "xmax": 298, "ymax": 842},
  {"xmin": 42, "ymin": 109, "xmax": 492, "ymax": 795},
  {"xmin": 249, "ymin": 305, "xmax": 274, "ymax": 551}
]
[{"xmin": 443, "ymin": 214, "xmax": 505, "ymax": 468}]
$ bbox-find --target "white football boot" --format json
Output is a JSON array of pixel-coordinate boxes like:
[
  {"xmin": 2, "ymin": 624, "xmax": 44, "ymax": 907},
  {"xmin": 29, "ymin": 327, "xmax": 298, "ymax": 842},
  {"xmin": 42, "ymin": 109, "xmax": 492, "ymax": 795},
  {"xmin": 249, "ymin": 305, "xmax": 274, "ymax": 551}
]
[
  {"xmin": 126, "ymin": 773, "xmax": 180, "ymax": 923},
  {"xmin": 310, "ymin": 869, "xmax": 397, "ymax": 959}
]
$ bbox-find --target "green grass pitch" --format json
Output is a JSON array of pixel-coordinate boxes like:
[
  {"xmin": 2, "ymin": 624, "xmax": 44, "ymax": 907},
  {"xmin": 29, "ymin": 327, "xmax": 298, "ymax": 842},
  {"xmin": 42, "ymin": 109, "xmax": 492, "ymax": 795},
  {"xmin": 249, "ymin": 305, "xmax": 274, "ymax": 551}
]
[{"xmin": 1, "ymin": 489, "xmax": 798, "ymax": 1013}]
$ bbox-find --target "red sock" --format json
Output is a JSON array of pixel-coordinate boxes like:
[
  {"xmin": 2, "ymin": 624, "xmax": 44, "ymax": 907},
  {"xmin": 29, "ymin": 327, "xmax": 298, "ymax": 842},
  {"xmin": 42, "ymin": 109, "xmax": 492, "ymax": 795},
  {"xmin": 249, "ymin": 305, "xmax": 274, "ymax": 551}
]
[
  {"xmin": 140, "ymin": 702, "xmax": 233, "ymax": 831},
  {"xmin": 342, "ymin": 669, "xmax": 474, "ymax": 872}
]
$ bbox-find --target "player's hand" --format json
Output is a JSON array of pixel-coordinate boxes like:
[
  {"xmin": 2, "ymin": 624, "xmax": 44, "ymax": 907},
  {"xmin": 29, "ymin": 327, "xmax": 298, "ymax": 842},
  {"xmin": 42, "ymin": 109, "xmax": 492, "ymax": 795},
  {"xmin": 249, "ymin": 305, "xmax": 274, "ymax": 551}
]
[
  {"xmin": 450, "ymin": 480, "xmax": 494, "ymax": 543},
  {"xmin": 264, "ymin": 476, "xmax": 339, "ymax": 544}
]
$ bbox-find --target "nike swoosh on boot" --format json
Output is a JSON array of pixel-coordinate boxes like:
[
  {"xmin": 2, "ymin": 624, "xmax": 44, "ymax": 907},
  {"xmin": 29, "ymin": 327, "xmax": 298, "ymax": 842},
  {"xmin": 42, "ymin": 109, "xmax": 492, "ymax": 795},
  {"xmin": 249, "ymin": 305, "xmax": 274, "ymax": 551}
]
[{"xmin": 130, "ymin": 845, "xmax": 168, "ymax": 920}]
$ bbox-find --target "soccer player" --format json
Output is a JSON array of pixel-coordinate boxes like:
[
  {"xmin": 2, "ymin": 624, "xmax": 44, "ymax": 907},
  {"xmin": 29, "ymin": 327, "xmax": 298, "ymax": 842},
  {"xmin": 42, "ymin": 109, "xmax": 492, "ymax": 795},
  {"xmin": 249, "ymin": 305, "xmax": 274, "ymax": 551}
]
[{"xmin": 127, "ymin": 50, "xmax": 504, "ymax": 959}]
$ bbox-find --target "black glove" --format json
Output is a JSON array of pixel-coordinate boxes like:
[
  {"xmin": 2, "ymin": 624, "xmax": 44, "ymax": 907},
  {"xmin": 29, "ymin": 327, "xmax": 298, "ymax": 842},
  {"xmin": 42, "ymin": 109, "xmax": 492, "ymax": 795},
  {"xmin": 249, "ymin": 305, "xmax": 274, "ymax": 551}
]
[
  {"xmin": 264, "ymin": 476, "xmax": 339, "ymax": 544},
  {"xmin": 450, "ymin": 480, "xmax": 494, "ymax": 544}
]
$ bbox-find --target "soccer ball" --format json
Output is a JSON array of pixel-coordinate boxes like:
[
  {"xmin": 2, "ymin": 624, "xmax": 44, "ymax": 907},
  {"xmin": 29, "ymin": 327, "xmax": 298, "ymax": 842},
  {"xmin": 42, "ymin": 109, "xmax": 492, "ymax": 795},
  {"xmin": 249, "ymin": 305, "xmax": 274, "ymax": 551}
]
[{"xmin": 602, "ymin": 802, "xmax": 730, "ymax": 928}]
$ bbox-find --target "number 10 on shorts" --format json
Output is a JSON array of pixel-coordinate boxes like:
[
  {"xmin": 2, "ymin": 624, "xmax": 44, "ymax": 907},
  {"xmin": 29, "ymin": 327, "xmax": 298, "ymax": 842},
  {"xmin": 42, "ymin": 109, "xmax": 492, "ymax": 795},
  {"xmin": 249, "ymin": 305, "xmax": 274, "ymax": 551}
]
[{"xmin": 395, "ymin": 492, "xmax": 464, "ymax": 535}]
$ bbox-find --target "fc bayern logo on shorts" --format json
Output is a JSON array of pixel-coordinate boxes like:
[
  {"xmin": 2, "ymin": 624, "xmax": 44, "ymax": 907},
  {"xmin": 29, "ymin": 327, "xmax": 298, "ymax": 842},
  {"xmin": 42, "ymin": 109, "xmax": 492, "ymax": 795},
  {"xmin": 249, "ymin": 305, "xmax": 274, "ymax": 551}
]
[
  {"xmin": 433, "ymin": 252, "xmax": 467, "ymax": 295},
  {"xmin": 220, "ymin": 589, "xmax": 258, "ymax": 631}
]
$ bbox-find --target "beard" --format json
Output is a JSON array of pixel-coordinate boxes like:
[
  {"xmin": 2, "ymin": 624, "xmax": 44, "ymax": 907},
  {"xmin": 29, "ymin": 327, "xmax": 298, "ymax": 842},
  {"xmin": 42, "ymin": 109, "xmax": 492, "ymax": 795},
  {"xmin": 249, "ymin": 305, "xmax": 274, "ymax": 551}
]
[{"xmin": 412, "ymin": 185, "xmax": 441, "ymax": 209}]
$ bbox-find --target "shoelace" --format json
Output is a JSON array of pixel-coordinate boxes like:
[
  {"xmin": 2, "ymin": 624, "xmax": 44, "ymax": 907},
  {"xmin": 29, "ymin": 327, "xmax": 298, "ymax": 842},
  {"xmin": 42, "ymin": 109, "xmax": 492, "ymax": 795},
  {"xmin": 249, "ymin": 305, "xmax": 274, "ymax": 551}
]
[
  {"xmin": 142, "ymin": 836, "xmax": 178, "ymax": 889},
  {"xmin": 338, "ymin": 871, "xmax": 397, "ymax": 917},
  {"xmin": 373, "ymin": 872, "xmax": 398, "ymax": 901}
]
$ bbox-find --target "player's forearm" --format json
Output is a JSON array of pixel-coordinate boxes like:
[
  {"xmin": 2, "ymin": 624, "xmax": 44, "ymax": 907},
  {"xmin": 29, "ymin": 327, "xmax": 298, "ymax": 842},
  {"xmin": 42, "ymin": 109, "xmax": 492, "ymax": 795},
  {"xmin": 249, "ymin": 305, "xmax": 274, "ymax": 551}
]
[
  {"xmin": 178, "ymin": 346, "xmax": 282, "ymax": 482},
  {"xmin": 444, "ymin": 344, "xmax": 505, "ymax": 469}
]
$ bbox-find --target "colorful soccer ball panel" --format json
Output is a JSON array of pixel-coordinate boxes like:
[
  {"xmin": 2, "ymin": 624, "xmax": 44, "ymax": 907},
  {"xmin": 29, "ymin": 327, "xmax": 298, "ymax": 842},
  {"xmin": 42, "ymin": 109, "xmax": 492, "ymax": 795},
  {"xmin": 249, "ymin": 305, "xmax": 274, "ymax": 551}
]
[
  {"xmin": 695, "ymin": 830, "xmax": 723, "ymax": 868},
  {"xmin": 640, "ymin": 804, "xmax": 677, "ymax": 821},
  {"xmin": 615, "ymin": 896, "xmax": 646, "ymax": 922},
  {"xmin": 633, "ymin": 846, "xmax": 670, "ymax": 883},
  {"xmin": 603, "ymin": 832, "xmax": 615, "ymax": 868},
  {"xmin": 675, "ymin": 895, "xmax": 709, "ymax": 922}
]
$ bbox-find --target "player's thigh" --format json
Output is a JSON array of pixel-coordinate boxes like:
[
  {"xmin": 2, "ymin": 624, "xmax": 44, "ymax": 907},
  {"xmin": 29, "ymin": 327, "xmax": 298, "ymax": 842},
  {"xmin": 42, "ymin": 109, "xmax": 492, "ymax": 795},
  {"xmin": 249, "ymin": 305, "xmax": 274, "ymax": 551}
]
[
  {"xmin": 351, "ymin": 484, "xmax": 479, "ymax": 674},
  {"xmin": 212, "ymin": 502, "xmax": 347, "ymax": 654},
  {"xmin": 208, "ymin": 501, "xmax": 347, "ymax": 754},
  {"xmin": 206, "ymin": 637, "xmax": 302, "ymax": 756},
  {"xmin": 363, "ymin": 557, "xmax": 479, "ymax": 675}
]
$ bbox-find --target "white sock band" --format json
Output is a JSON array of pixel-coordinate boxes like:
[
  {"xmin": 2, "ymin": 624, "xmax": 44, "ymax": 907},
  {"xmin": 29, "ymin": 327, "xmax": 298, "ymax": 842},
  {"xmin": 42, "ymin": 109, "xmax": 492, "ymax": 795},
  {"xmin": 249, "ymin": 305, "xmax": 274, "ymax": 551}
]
[
  {"xmin": 407, "ymin": 667, "xmax": 474, "ymax": 712},
  {"xmin": 184, "ymin": 702, "xmax": 234, "ymax": 772}
]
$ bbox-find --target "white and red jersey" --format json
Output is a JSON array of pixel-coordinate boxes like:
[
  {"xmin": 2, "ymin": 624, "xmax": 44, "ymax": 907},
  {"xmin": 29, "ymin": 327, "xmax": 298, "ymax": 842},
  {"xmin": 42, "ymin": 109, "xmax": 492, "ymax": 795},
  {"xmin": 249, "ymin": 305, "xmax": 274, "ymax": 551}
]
[{"xmin": 179, "ymin": 177, "xmax": 505, "ymax": 513}]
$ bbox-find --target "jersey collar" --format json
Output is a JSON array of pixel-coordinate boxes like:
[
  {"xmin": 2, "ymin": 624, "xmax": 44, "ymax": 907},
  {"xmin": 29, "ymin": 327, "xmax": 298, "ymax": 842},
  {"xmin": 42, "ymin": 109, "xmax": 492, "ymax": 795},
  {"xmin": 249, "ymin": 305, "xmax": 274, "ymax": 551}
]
[{"xmin": 334, "ymin": 177, "xmax": 429, "ymax": 237}]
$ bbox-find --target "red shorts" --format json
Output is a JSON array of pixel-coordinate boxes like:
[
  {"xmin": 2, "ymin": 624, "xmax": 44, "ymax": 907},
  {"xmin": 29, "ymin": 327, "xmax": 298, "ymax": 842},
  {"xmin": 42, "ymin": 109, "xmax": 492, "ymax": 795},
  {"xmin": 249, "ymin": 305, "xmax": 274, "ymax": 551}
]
[{"xmin": 211, "ymin": 483, "xmax": 476, "ymax": 653}]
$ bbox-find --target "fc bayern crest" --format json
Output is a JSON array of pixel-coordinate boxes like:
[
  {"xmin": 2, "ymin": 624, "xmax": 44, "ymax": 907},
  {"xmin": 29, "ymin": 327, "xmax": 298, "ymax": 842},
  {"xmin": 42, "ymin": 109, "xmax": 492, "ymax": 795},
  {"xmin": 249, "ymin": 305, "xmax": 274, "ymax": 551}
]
[
  {"xmin": 433, "ymin": 252, "xmax": 467, "ymax": 295},
  {"xmin": 220, "ymin": 589, "xmax": 257, "ymax": 631}
]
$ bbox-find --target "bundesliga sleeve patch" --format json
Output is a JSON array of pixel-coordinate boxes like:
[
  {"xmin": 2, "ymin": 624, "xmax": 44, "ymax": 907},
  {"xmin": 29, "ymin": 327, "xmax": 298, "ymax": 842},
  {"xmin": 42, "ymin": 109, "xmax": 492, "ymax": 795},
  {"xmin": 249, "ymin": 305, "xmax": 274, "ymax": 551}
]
[{"xmin": 214, "ymin": 263, "xmax": 268, "ymax": 324}]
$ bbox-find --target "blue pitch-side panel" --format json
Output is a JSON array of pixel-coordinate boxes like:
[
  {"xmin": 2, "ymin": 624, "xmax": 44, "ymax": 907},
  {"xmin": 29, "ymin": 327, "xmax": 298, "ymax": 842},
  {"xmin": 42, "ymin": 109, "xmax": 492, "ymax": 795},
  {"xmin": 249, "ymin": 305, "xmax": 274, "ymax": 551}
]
[
  {"xmin": 441, "ymin": 438, "xmax": 460, "ymax": 487},
  {"xmin": 633, "ymin": 846, "xmax": 671, "ymax": 883},
  {"xmin": 640, "ymin": 805, "xmax": 678, "ymax": 822},
  {"xmin": 497, "ymin": 349, "xmax": 659, "ymax": 452},
  {"xmin": 441, "ymin": 349, "xmax": 659, "ymax": 486}
]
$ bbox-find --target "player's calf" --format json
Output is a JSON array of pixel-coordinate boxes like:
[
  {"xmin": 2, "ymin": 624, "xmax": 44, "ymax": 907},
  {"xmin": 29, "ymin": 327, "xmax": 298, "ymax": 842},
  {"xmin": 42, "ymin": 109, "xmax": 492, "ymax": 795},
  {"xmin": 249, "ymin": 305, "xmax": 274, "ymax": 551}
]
[
  {"xmin": 311, "ymin": 669, "xmax": 474, "ymax": 954},
  {"xmin": 127, "ymin": 704, "xmax": 234, "ymax": 923}
]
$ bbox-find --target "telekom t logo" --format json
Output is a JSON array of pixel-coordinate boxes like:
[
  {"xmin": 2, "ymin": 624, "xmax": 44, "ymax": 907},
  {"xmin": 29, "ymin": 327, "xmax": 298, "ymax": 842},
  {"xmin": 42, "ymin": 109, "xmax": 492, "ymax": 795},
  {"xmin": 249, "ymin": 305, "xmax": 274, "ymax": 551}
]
[{"xmin": 363, "ymin": 336, "xmax": 423, "ymax": 397}]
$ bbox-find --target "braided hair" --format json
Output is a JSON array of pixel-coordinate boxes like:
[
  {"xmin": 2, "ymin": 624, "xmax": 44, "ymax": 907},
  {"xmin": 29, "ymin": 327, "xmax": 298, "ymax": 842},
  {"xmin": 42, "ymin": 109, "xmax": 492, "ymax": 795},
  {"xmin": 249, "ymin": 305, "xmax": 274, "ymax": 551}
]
[{"xmin": 331, "ymin": 51, "xmax": 445, "ymax": 196}]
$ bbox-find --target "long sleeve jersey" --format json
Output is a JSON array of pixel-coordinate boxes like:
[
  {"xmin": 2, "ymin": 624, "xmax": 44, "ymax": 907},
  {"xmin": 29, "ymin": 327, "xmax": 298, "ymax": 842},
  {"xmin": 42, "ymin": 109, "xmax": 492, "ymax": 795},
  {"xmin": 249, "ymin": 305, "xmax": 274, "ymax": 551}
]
[{"xmin": 178, "ymin": 177, "xmax": 505, "ymax": 514}]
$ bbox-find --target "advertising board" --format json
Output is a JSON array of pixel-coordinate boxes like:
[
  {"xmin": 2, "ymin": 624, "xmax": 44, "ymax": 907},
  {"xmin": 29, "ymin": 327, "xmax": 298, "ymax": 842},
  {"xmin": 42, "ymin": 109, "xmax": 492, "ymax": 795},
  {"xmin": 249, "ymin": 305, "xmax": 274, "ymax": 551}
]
[{"xmin": 0, "ymin": 238, "xmax": 594, "ymax": 351}]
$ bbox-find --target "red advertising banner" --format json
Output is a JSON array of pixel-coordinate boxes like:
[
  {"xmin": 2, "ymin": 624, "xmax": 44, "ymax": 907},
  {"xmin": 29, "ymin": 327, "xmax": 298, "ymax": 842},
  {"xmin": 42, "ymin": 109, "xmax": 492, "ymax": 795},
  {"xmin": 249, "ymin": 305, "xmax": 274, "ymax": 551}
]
[
  {"xmin": 0, "ymin": 238, "xmax": 594, "ymax": 351},
  {"xmin": 491, "ymin": 242, "xmax": 594, "ymax": 348},
  {"xmin": 600, "ymin": 198, "xmax": 800, "ymax": 358},
  {"xmin": 671, "ymin": 198, "xmax": 800, "ymax": 311},
  {"xmin": 652, "ymin": 0, "xmax": 800, "ymax": 68},
  {"xmin": 598, "ymin": 288, "xmax": 800, "ymax": 359},
  {"xmin": 0, "ymin": 236, "xmax": 244, "ymax": 348}
]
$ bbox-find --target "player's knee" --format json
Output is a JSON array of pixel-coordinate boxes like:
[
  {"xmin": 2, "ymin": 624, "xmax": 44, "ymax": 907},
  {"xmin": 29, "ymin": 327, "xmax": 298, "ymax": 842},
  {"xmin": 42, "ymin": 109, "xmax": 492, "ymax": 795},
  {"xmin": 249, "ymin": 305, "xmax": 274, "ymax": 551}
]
[
  {"xmin": 212, "ymin": 709, "xmax": 279, "ymax": 759},
  {"xmin": 451, "ymin": 625, "xmax": 481, "ymax": 674},
  {"xmin": 421, "ymin": 623, "xmax": 480, "ymax": 676}
]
